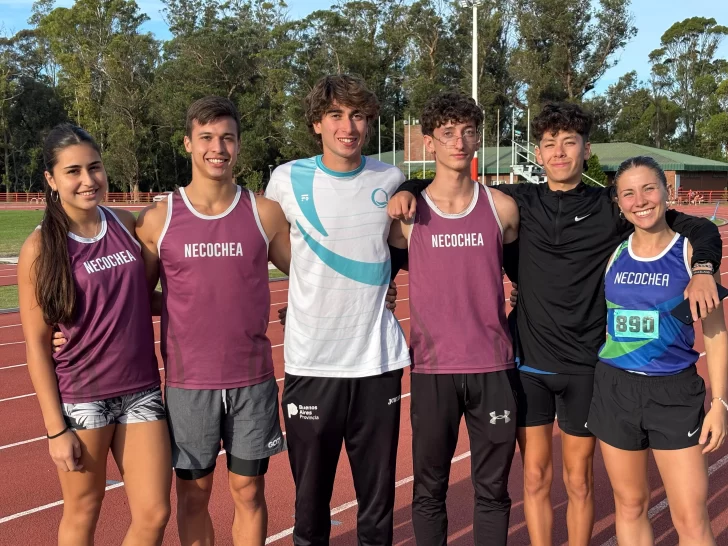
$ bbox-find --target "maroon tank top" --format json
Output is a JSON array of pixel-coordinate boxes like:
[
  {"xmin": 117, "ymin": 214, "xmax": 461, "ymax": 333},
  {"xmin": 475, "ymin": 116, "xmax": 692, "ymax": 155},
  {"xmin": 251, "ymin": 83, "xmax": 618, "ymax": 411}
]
[
  {"xmin": 158, "ymin": 186, "xmax": 273, "ymax": 389},
  {"xmin": 408, "ymin": 183, "xmax": 514, "ymax": 374},
  {"xmin": 52, "ymin": 207, "xmax": 159, "ymax": 403}
]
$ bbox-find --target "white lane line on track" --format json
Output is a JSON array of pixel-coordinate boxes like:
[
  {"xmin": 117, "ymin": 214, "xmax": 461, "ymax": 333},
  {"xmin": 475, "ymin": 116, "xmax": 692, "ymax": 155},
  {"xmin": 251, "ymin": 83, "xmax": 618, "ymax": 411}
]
[
  {"xmin": 0, "ymin": 316, "xmax": 411, "ymax": 393},
  {"xmin": 0, "ymin": 483, "xmax": 126, "ymax": 524},
  {"xmin": 0, "ymin": 285, "xmax": 413, "ymax": 330},
  {"xmin": 265, "ymin": 442, "xmax": 463, "ymax": 544},
  {"xmin": 599, "ymin": 447, "xmax": 728, "ymax": 546},
  {"xmin": 0, "ymin": 363, "xmax": 27, "ymax": 370},
  {"xmin": 0, "ymin": 393, "xmax": 413, "ymax": 523},
  {"xmin": 0, "ymin": 436, "xmax": 45, "ymax": 451},
  {"xmin": 0, "ymin": 393, "xmax": 36, "ymax": 403}
]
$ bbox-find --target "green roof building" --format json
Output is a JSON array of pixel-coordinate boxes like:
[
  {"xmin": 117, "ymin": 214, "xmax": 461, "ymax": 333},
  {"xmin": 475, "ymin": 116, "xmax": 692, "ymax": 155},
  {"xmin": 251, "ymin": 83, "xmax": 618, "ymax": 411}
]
[{"xmin": 397, "ymin": 123, "xmax": 728, "ymax": 190}]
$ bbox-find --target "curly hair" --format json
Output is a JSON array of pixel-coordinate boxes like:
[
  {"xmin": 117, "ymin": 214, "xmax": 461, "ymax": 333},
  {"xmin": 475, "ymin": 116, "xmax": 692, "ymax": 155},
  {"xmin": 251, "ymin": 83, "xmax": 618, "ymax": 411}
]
[
  {"xmin": 304, "ymin": 74, "xmax": 380, "ymax": 146},
  {"xmin": 421, "ymin": 92, "xmax": 483, "ymax": 136},
  {"xmin": 531, "ymin": 102, "xmax": 592, "ymax": 142}
]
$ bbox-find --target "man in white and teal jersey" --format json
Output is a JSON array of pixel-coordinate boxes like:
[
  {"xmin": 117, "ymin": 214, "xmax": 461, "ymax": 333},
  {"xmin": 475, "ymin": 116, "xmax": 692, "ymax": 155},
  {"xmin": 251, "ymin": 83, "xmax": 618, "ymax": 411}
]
[
  {"xmin": 264, "ymin": 74, "xmax": 409, "ymax": 546},
  {"xmin": 588, "ymin": 232, "xmax": 703, "ymax": 450}
]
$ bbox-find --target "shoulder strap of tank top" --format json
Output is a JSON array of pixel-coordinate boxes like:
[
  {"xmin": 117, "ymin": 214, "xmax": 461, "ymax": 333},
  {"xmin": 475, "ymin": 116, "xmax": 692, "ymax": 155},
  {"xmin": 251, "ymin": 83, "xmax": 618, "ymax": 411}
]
[
  {"xmin": 246, "ymin": 189, "xmax": 270, "ymax": 247},
  {"xmin": 681, "ymin": 235, "xmax": 692, "ymax": 277},
  {"xmin": 102, "ymin": 206, "xmax": 141, "ymax": 250},
  {"xmin": 156, "ymin": 193, "xmax": 175, "ymax": 255},
  {"xmin": 480, "ymin": 185, "xmax": 504, "ymax": 236}
]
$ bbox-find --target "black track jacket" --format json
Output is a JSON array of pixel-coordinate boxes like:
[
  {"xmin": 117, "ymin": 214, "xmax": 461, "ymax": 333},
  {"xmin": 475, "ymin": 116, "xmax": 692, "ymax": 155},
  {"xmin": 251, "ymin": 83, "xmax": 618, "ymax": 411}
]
[{"xmin": 395, "ymin": 179, "xmax": 722, "ymax": 374}]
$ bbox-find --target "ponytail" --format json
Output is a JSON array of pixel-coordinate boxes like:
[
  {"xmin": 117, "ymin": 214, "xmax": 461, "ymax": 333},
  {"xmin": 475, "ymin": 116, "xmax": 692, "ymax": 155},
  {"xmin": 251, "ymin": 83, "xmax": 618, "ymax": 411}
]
[{"xmin": 35, "ymin": 123, "xmax": 101, "ymax": 325}]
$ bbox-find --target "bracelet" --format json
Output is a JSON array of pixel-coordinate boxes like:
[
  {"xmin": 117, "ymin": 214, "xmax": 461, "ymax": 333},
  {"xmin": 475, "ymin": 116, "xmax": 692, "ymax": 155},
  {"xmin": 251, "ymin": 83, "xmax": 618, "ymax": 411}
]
[
  {"xmin": 47, "ymin": 426, "xmax": 69, "ymax": 440},
  {"xmin": 692, "ymin": 269, "xmax": 715, "ymax": 275},
  {"xmin": 692, "ymin": 261, "xmax": 715, "ymax": 274},
  {"xmin": 711, "ymin": 397, "xmax": 728, "ymax": 412}
]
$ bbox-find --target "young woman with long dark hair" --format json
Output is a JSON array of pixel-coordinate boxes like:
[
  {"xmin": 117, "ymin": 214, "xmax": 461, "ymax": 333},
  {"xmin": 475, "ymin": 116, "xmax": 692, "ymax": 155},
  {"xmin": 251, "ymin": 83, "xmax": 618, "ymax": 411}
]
[{"xmin": 18, "ymin": 123, "xmax": 171, "ymax": 545}]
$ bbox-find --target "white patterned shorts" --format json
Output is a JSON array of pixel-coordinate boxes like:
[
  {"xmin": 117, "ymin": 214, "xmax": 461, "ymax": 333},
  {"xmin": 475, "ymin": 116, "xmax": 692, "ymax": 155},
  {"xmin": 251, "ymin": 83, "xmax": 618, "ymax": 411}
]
[{"xmin": 61, "ymin": 387, "xmax": 165, "ymax": 430}]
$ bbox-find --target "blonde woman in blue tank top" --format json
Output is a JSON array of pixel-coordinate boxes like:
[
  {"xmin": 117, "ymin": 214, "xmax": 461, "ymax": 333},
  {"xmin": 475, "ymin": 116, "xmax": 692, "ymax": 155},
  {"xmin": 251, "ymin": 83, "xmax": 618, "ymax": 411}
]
[{"xmin": 587, "ymin": 156, "xmax": 727, "ymax": 545}]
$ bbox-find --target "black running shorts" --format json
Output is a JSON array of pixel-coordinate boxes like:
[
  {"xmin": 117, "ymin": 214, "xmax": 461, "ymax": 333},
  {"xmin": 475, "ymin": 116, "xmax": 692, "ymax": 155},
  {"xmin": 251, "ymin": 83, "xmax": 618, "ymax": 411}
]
[
  {"xmin": 587, "ymin": 361, "xmax": 706, "ymax": 451},
  {"xmin": 515, "ymin": 369, "xmax": 594, "ymax": 437}
]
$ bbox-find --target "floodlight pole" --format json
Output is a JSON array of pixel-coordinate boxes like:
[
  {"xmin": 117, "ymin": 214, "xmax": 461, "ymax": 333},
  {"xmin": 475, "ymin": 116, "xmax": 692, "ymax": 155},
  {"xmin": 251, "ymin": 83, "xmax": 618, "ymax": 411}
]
[
  {"xmin": 378, "ymin": 116, "xmax": 381, "ymax": 161},
  {"xmin": 408, "ymin": 116, "xmax": 412, "ymax": 179},
  {"xmin": 482, "ymin": 107, "xmax": 485, "ymax": 184},
  {"xmin": 496, "ymin": 109, "xmax": 500, "ymax": 183},
  {"xmin": 470, "ymin": 1, "xmax": 480, "ymax": 182}
]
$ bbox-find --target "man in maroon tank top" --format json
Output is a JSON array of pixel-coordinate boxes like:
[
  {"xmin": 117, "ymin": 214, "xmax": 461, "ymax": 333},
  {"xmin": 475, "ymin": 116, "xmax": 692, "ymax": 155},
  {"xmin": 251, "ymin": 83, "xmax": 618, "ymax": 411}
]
[
  {"xmin": 135, "ymin": 97, "xmax": 291, "ymax": 545},
  {"xmin": 388, "ymin": 92, "xmax": 520, "ymax": 546}
]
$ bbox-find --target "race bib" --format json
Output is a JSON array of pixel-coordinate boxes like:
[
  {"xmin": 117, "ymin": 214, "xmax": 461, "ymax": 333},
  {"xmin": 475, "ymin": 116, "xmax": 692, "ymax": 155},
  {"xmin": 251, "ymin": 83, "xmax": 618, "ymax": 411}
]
[{"xmin": 613, "ymin": 309, "xmax": 659, "ymax": 340}]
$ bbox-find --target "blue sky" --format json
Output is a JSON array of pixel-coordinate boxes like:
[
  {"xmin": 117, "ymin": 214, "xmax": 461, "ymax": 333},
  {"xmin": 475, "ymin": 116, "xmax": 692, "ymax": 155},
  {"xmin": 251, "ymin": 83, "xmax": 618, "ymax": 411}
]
[{"xmin": 1, "ymin": 0, "xmax": 726, "ymax": 95}]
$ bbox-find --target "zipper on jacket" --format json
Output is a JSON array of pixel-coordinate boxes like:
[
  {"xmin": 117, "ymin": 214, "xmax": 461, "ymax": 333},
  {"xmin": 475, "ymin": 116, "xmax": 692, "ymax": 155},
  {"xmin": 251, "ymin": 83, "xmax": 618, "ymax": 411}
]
[{"xmin": 554, "ymin": 192, "xmax": 562, "ymax": 244}]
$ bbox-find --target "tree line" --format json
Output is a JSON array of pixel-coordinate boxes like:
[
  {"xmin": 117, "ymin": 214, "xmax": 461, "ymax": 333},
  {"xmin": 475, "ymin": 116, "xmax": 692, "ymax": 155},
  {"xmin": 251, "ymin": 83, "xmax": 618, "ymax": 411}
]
[{"xmin": 0, "ymin": 0, "xmax": 726, "ymax": 194}]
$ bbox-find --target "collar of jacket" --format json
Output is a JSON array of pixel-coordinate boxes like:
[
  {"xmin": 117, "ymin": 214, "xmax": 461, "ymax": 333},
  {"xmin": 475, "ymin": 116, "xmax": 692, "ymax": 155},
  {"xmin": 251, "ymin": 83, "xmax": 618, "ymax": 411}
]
[{"xmin": 541, "ymin": 180, "xmax": 588, "ymax": 196}]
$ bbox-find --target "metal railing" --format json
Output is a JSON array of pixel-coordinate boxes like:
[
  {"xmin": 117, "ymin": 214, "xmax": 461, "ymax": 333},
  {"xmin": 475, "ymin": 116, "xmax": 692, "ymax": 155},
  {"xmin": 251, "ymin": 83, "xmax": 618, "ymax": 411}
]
[
  {"xmin": 510, "ymin": 139, "xmax": 605, "ymax": 187},
  {"xmin": 0, "ymin": 192, "xmax": 171, "ymax": 204}
]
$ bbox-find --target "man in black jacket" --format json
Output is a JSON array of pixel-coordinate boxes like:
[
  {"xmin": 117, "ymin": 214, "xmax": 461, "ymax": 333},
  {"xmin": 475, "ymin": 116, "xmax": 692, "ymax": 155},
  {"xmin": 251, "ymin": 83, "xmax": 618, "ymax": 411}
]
[{"xmin": 387, "ymin": 102, "xmax": 722, "ymax": 546}]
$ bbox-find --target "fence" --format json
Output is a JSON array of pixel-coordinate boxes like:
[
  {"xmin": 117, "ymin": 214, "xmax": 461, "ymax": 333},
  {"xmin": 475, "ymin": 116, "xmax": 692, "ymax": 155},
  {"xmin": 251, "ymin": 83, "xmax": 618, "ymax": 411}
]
[
  {"xmin": 673, "ymin": 190, "xmax": 728, "ymax": 205},
  {"xmin": 2, "ymin": 188, "xmax": 728, "ymax": 206},
  {"xmin": 0, "ymin": 192, "xmax": 171, "ymax": 204}
]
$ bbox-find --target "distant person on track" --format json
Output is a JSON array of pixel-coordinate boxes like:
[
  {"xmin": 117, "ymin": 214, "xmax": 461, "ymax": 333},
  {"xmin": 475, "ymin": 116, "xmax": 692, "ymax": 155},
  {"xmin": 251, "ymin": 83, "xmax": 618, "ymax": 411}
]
[
  {"xmin": 588, "ymin": 156, "xmax": 727, "ymax": 546},
  {"xmin": 387, "ymin": 91, "xmax": 520, "ymax": 545},
  {"xmin": 386, "ymin": 102, "xmax": 722, "ymax": 546},
  {"xmin": 18, "ymin": 123, "xmax": 171, "ymax": 546},
  {"xmin": 265, "ymin": 74, "xmax": 410, "ymax": 545}
]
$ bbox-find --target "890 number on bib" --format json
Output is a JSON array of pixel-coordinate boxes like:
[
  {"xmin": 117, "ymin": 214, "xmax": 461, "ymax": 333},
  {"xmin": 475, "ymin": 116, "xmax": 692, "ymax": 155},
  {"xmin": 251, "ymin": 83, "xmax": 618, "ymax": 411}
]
[{"xmin": 613, "ymin": 310, "xmax": 659, "ymax": 340}]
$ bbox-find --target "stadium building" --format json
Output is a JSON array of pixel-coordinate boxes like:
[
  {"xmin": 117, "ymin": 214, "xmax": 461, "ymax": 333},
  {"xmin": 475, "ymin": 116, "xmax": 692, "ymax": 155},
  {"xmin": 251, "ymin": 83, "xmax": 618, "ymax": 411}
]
[{"xmin": 395, "ymin": 123, "xmax": 728, "ymax": 192}]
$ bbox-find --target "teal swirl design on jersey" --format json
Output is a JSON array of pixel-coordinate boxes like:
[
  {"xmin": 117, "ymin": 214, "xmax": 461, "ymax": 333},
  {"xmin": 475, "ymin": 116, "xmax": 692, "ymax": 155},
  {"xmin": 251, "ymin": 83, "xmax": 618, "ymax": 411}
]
[
  {"xmin": 296, "ymin": 220, "xmax": 390, "ymax": 286},
  {"xmin": 371, "ymin": 188, "xmax": 388, "ymax": 208},
  {"xmin": 291, "ymin": 158, "xmax": 328, "ymax": 237},
  {"xmin": 290, "ymin": 156, "xmax": 389, "ymax": 286}
]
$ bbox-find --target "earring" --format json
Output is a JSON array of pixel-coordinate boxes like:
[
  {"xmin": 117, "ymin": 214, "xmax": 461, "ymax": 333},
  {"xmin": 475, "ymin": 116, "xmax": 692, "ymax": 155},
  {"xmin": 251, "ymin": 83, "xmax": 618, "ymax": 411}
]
[
  {"xmin": 619, "ymin": 209, "xmax": 624, "ymax": 219},
  {"xmin": 51, "ymin": 190, "xmax": 59, "ymax": 202}
]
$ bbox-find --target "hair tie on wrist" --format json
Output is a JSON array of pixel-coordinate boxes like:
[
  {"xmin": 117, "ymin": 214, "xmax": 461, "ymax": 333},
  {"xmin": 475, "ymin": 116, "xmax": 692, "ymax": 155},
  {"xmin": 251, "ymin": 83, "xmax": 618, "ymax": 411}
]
[{"xmin": 47, "ymin": 426, "xmax": 70, "ymax": 439}]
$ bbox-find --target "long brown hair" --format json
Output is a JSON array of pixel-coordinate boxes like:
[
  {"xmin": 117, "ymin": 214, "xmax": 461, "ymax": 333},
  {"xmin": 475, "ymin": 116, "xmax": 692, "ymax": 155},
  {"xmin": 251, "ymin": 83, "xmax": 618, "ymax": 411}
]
[{"xmin": 36, "ymin": 123, "xmax": 101, "ymax": 325}]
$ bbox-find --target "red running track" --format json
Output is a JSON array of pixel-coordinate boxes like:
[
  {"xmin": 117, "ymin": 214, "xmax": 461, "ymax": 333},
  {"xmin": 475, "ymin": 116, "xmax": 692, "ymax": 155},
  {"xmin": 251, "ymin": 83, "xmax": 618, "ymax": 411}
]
[
  {"xmin": 3, "ymin": 208, "xmax": 728, "ymax": 544},
  {"xmin": 0, "ymin": 265, "xmax": 17, "ymax": 288}
]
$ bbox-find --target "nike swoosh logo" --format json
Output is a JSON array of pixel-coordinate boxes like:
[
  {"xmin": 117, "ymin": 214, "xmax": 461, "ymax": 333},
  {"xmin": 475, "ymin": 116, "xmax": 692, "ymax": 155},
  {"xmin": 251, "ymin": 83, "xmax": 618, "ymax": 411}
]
[
  {"xmin": 688, "ymin": 426, "xmax": 700, "ymax": 437},
  {"xmin": 575, "ymin": 214, "xmax": 591, "ymax": 222}
]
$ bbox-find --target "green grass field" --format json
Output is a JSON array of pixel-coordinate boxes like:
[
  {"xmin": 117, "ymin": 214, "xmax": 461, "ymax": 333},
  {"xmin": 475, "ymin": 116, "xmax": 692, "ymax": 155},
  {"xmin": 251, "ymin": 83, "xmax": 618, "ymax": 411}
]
[
  {"xmin": 0, "ymin": 210, "xmax": 44, "ymax": 257},
  {"xmin": 0, "ymin": 285, "xmax": 18, "ymax": 310}
]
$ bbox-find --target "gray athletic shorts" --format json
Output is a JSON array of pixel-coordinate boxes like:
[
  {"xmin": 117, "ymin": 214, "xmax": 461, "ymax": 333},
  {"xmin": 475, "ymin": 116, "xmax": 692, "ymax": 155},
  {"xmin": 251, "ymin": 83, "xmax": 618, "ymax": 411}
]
[
  {"xmin": 165, "ymin": 378, "xmax": 285, "ymax": 479},
  {"xmin": 62, "ymin": 386, "xmax": 165, "ymax": 430}
]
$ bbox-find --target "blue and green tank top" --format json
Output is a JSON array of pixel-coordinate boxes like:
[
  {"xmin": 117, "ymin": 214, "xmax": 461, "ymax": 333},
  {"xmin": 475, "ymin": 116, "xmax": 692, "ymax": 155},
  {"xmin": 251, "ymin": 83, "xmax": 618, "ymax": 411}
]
[{"xmin": 598, "ymin": 232, "xmax": 698, "ymax": 375}]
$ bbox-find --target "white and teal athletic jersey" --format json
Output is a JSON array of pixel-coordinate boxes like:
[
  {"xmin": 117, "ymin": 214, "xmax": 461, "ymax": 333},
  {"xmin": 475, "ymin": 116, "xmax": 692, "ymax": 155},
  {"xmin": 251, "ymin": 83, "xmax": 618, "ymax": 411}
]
[{"xmin": 265, "ymin": 155, "xmax": 410, "ymax": 378}]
